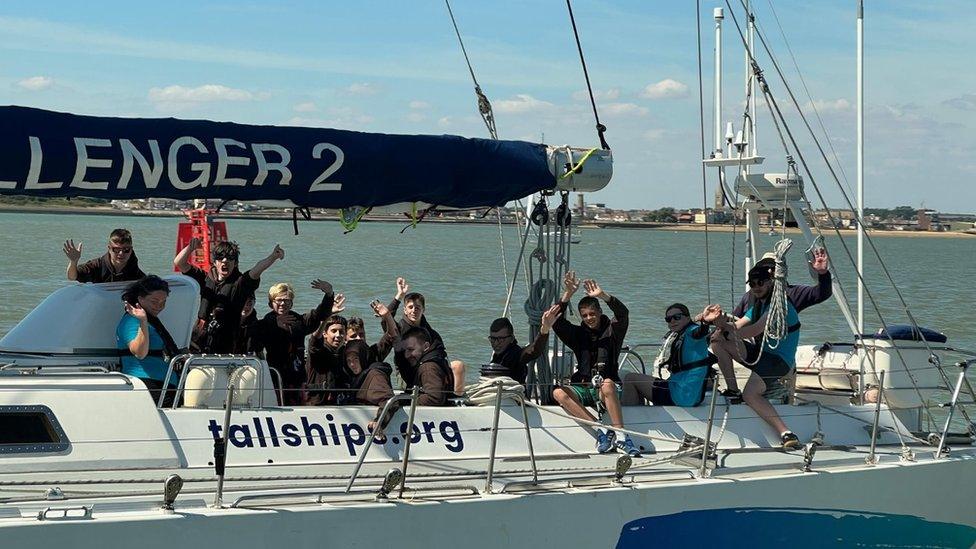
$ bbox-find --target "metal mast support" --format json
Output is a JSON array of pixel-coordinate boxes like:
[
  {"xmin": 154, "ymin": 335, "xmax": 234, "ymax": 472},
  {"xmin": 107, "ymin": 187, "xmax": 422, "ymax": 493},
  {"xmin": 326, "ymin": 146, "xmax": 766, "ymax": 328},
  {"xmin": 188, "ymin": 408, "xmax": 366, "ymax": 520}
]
[
  {"xmin": 747, "ymin": 0, "xmax": 758, "ymax": 157},
  {"xmin": 856, "ymin": 0, "xmax": 865, "ymax": 336},
  {"xmin": 714, "ymin": 8, "xmax": 724, "ymax": 157}
]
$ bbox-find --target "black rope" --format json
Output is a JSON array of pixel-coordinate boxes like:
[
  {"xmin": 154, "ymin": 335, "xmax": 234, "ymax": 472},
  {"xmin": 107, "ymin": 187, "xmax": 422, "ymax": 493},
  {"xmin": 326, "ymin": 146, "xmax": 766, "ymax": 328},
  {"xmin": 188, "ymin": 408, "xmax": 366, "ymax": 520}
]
[
  {"xmin": 444, "ymin": 0, "xmax": 498, "ymax": 140},
  {"xmin": 565, "ymin": 0, "xmax": 609, "ymax": 150},
  {"xmin": 291, "ymin": 206, "xmax": 311, "ymax": 235},
  {"xmin": 696, "ymin": 0, "xmax": 711, "ymax": 304}
]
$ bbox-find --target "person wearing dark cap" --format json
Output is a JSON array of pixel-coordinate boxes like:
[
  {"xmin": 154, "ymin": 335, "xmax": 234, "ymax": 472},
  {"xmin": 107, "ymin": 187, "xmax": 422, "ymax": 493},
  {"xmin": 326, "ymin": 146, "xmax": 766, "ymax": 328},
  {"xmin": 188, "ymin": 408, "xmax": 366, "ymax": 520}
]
[
  {"xmin": 64, "ymin": 228, "xmax": 145, "ymax": 283},
  {"xmin": 710, "ymin": 247, "xmax": 832, "ymax": 449}
]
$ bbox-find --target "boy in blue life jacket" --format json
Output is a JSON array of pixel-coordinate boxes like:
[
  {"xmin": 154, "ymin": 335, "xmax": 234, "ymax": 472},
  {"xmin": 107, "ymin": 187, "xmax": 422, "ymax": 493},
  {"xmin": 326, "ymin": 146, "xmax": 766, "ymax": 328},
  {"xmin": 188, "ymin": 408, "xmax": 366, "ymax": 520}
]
[
  {"xmin": 622, "ymin": 303, "xmax": 730, "ymax": 407},
  {"xmin": 710, "ymin": 248, "xmax": 832, "ymax": 449}
]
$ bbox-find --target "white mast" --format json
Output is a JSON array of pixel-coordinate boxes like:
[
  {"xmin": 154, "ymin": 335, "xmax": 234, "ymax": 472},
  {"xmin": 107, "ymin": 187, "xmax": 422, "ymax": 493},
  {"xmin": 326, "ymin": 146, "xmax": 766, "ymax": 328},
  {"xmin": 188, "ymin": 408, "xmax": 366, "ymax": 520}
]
[
  {"xmin": 747, "ymin": 0, "xmax": 758, "ymax": 157},
  {"xmin": 856, "ymin": 0, "xmax": 865, "ymax": 335},
  {"xmin": 714, "ymin": 8, "xmax": 724, "ymax": 156}
]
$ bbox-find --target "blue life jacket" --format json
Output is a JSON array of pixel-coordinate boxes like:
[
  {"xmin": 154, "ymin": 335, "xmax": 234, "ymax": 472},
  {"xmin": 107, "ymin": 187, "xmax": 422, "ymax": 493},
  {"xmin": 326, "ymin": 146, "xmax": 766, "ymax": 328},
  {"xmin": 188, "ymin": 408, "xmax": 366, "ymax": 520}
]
[
  {"xmin": 745, "ymin": 299, "xmax": 801, "ymax": 367},
  {"xmin": 666, "ymin": 323, "xmax": 714, "ymax": 407}
]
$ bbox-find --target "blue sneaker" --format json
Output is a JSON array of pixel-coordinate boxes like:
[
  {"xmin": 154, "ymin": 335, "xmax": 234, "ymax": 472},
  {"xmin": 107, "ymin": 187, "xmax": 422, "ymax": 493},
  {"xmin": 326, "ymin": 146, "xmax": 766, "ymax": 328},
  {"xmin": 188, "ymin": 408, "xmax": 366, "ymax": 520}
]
[
  {"xmin": 617, "ymin": 436, "xmax": 642, "ymax": 457},
  {"xmin": 596, "ymin": 430, "xmax": 617, "ymax": 454}
]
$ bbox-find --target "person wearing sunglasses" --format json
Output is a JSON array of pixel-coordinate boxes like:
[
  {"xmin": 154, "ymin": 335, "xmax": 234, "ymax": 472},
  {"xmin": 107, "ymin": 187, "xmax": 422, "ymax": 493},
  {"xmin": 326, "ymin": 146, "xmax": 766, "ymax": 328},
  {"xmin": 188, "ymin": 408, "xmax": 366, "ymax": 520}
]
[
  {"xmin": 485, "ymin": 304, "xmax": 560, "ymax": 385},
  {"xmin": 710, "ymin": 248, "xmax": 832, "ymax": 449},
  {"xmin": 64, "ymin": 228, "xmax": 145, "ymax": 283},
  {"xmin": 174, "ymin": 237, "xmax": 285, "ymax": 353},
  {"xmin": 622, "ymin": 303, "xmax": 730, "ymax": 408}
]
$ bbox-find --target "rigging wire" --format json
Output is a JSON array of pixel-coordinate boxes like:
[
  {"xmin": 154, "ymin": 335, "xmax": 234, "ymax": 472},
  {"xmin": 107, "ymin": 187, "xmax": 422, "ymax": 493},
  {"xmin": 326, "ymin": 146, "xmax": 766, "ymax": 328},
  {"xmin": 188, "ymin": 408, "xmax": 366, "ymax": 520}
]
[
  {"xmin": 722, "ymin": 1, "xmax": 949, "ymax": 421},
  {"xmin": 565, "ymin": 0, "xmax": 610, "ymax": 149},
  {"xmin": 444, "ymin": 0, "xmax": 497, "ymax": 140},
  {"xmin": 696, "ymin": 0, "xmax": 712, "ymax": 304}
]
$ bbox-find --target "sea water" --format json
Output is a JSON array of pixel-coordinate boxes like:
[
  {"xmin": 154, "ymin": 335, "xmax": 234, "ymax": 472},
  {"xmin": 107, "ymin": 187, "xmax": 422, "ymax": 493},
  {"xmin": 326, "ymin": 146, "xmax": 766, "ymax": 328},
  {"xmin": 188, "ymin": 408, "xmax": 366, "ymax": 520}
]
[{"xmin": 1, "ymin": 211, "xmax": 973, "ymax": 385}]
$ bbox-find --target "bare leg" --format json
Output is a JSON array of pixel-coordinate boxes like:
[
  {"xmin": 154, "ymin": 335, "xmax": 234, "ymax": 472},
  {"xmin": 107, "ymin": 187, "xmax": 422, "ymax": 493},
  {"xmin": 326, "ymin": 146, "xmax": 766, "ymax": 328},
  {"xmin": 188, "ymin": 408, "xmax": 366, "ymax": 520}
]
[
  {"xmin": 552, "ymin": 386, "xmax": 598, "ymax": 422},
  {"xmin": 450, "ymin": 360, "xmax": 466, "ymax": 395},
  {"xmin": 709, "ymin": 335, "xmax": 741, "ymax": 392},
  {"xmin": 742, "ymin": 372, "xmax": 789, "ymax": 435},
  {"xmin": 599, "ymin": 379, "xmax": 624, "ymax": 430},
  {"xmin": 622, "ymin": 372, "xmax": 655, "ymax": 405}
]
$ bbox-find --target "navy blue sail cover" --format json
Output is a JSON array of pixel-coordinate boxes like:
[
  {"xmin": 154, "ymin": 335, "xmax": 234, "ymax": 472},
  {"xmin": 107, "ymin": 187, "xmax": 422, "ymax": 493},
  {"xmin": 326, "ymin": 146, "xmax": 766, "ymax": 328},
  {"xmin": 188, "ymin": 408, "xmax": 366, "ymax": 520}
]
[{"xmin": 0, "ymin": 106, "xmax": 555, "ymax": 208}]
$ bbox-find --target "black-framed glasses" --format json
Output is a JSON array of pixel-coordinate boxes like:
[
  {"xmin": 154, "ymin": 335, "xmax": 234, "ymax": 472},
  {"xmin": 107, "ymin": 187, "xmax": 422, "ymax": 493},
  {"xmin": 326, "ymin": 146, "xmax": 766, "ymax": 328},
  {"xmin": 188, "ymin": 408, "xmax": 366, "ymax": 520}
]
[
  {"xmin": 488, "ymin": 334, "xmax": 513, "ymax": 342},
  {"xmin": 213, "ymin": 253, "xmax": 238, "ymax": 261},
  {"xmin": 665, "ymin": 313, "xmax": 685, "ymax": 322}
]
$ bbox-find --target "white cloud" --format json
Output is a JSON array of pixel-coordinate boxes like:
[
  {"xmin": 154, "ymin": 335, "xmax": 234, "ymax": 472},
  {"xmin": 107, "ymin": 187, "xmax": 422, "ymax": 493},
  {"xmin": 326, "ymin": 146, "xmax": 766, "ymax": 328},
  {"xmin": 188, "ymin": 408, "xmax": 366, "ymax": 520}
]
[
  {"xmin": 409, "ymin": 100, "xmax": 430, "ymax": 110},
  {"xmin": 803, "ymin": 98, "xmax": 851, "ymax": 113},
  {"xmin": 943, "ymin": 93, "xmax": 976, "ymax": 111},
  {"xmin": 343, "ymin": 82, "xmax": 380, "ymax": 96},
  {"xmin": 148, "ymin": 84, "xmax": 269, "ymax": 111},
  {"xmin": 572, "ymin": 88, "xmax": 620, "ymax": 101},
  {"xmin": 406, "ymin": 112, "xmax": 425, "ymax": 123},
  {"xmin": 293, "ymin": 101, "xmax": 318, "ymax": 112},
  {"xmin": 640, "ymin": 79, "xmax": 689, "ymax": 100},
  {"xmin": 602, "ymin": 102, "xmax": 648, "ymax": 117},
  {"xmin": 642, "ymin": 129, "xmax": 666, "ymax": 141},
  {"xmin": 437, "ymin": 117, "xmax": 452, "ymax": 129},
  {"xmin": 17, "ymin": 75, "xmax": 54, "ymax": 90},
  {"xmin": 494, "ymin": 94, "xmax": 555, "ymax": 114}
]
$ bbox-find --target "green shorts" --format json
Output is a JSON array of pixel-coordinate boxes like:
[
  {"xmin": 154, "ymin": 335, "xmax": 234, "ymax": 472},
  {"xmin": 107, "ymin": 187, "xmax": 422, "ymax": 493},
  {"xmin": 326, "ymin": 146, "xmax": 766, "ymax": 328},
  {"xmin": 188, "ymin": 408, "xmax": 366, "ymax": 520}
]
[{"xmin": 569, "ymin": 383, "xmax": 622, "ymax": 407}]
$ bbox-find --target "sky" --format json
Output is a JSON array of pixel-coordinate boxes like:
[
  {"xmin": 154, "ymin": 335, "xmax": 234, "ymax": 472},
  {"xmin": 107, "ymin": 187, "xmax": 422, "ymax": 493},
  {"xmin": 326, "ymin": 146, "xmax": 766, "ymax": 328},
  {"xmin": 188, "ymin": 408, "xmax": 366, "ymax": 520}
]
[{"xmin": 0, "ymin": 1, "xmax": 973, "ymax": 211}]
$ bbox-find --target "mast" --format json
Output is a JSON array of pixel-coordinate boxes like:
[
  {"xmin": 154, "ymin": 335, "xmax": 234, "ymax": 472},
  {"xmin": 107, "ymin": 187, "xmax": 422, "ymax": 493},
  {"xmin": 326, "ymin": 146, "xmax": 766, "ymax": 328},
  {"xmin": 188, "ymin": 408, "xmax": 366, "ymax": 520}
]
[
  {"xmin": 714, "ymin": 8, "xmax": 724, "ymax": 156},
  {"xmin": 857, "ymin": 0, "xmax": 865, "ymax": 335},
  {"xmin": 747, "ymin": 0, "xmax": 757, "ymax": 157}
]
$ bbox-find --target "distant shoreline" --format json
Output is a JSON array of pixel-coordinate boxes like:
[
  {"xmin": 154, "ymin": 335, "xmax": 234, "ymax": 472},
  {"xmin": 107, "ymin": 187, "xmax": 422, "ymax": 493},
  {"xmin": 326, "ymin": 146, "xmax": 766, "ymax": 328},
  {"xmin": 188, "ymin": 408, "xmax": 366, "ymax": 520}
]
[{"xmin": 0, "ymin": 204, "xmax": 973, "ymax": 239}]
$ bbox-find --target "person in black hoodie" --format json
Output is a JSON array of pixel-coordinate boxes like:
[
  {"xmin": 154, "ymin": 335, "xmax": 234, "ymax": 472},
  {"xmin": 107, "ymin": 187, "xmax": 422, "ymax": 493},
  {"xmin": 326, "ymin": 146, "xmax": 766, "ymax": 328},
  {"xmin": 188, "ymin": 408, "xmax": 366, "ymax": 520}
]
[
  {"xmin": 65, "ymin": 228, "xmax": 145, "ymax": 283},
  {"xmin": 387, "ymin": 277, "xmax": 466, "ymax": 395},
  {"xmin": 551, "ymin": 271, "xmax": 640, "ymax": 457},
  {"xmin": 486, "ymin": 304, "xmax": 560, "ymax": 385},
  {"xmin": 306, "ymin": 314, "xmax": 348, "ymax": 406},
  {"xmin": 397, "ymin": 326, "xmax": 454, "ymax": 406},
  {"xmin": 247, "ymin": 280, "xmax": 335, "ymax": 406},
  {"xmin": 173, "ymin": 238, "xmax": 285, "ymax": 353}
]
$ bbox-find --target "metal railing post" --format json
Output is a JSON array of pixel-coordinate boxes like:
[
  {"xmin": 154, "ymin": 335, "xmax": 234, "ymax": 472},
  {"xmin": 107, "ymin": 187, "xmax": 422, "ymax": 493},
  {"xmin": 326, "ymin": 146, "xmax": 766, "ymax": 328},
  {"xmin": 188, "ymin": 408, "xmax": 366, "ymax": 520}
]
[
  {"xmin": 935, "ymin": 362, "xmax": 970, "ymax": 459},
  {"xmin": 698, "ymin": 373, "xmax": 720, "ymax": 478},
  {"xmin": 212, "ymin": 382, "xmax": 235, "ymax": 508},
  {"xmin": 866, "ymin": 370, "xmax": 886, "ymax": 465},
  {"xmin": 345, "ymin": 393, "xmax": 414, "ymax": 493},
  {"xmin": 516, "ymin": 395, "xmax": 539, "ymax": 484},
  {"xmin": 398, "ymin": 386, "xmax": 421, "ymax": 498},
  {"xmin": 485, "ymin": 380, "xmax": 505, "ymax": 493}
]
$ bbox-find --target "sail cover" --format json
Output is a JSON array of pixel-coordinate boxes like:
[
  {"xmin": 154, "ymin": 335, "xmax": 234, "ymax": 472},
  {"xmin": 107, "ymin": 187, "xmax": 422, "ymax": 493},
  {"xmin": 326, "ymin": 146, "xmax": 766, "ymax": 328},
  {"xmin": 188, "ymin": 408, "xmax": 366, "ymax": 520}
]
[{"xmin": 0, "ymin": 106, "xmax": 556, "ymax": 208}]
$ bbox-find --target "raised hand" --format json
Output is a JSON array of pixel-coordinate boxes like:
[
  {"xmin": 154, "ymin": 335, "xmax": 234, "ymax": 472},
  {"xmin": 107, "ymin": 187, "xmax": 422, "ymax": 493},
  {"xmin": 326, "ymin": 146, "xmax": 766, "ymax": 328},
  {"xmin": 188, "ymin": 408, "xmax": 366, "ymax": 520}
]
[
  {"xmin": 331, "ymin": 293, "xmax": 346, "ymax": 314},
  {"xmin": 63, "ymin": 239, "xmax": 83, "ymax": 263},
  {"xmin": 583, "ymin": 279, "xmax": 607, "ymax": 300},
  {"xmin": 810, "ymin": 248, "xmax": 829, "ymax": 274},
  {"xmin": 540, "ymin": 304, "xmax": 561, "ymax": 331},
  {"xmin": 395, "ymin": 277, "xmax": 409, "ymax": 300},
  {"xmin": 188, "ymin": 237, "xmax": 202, "ymax": 251},
  {"xmin": 270, "ymin": 244, "xmax": 285, "ymax": 261},
  {"xmin": 371, "ymin": 299, "xmax": 390, "ymax": 317},
  {"xmin": 310, "ymin": 279, "xmax": 331, "ymax": 293},
  {"xmin": 125, "ymin": 302, "xmax": 148, "ymax": 322},
  {"xmin": 563, "ymin": 271, "xmax": 580, "ymax": 296}
]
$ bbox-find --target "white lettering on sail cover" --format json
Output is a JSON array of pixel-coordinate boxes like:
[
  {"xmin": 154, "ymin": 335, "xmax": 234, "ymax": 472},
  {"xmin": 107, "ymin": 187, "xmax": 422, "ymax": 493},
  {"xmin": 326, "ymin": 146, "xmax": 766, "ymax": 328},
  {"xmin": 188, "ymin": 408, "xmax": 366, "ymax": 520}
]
[
  {"xmin": 70, "ymin": 138, "xmax": 113, "ymax": 190},
  {"xmin": 214, "ymin": 138, "xmax": 250, "ymax": 187},
  {"xmin": 252, "ymin": 143, "xmax": 292, "ymax": 187},
  {"xmin": 168, "ymin": 136, "xmax": 211, "ymax": 190},
  {"xmin": 309, "ymin": 143, "xmax": 343, "ymax": 191},
  {"xmin": 119, "ymin": 139, "xmax": 163, "ymax": 189},
  {"xmin": 25, "ymin": 136, "xmax": 63, "ymax": 190}
]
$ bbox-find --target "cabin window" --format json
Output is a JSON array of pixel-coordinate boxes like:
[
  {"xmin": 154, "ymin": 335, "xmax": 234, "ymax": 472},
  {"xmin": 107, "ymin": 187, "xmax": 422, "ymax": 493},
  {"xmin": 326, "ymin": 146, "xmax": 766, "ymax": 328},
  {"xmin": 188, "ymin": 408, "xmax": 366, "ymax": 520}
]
[{"xmin": 0, "ymin": 405, "xmax": 69, "ymax": 454}]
